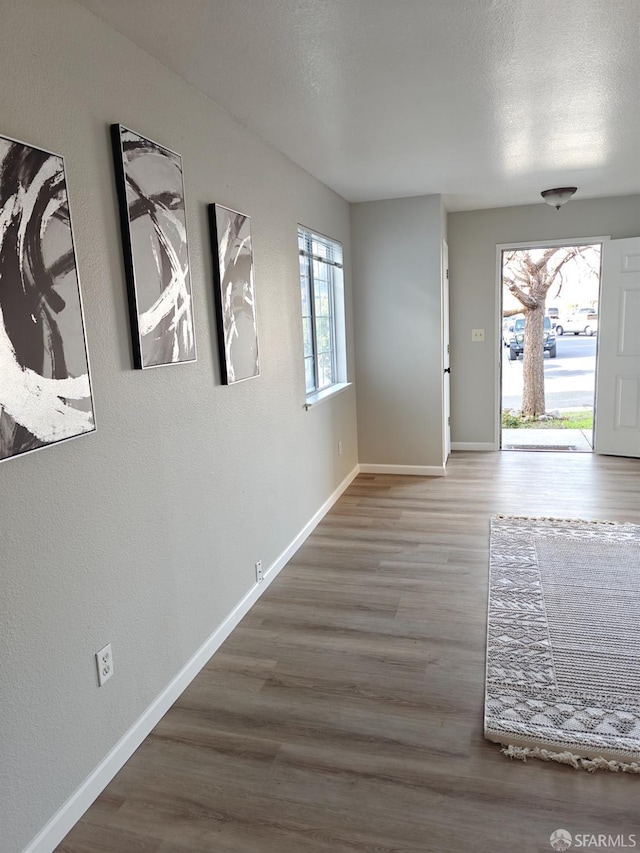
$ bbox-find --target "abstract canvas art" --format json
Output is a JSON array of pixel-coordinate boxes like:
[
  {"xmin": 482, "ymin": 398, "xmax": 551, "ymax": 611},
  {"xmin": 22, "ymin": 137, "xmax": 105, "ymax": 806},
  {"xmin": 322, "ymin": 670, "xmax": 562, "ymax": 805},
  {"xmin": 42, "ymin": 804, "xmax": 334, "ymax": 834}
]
[
  {"xmin": 111, "ymin": 125, "xmax": 196, "ymax": 369},
  {"xmin": 209, "ymin": 204, "xmax": 259, "ymax": 384},
  {"xmin": 0, "ymin": 134, "xmax": 95, "ymax": 463}
]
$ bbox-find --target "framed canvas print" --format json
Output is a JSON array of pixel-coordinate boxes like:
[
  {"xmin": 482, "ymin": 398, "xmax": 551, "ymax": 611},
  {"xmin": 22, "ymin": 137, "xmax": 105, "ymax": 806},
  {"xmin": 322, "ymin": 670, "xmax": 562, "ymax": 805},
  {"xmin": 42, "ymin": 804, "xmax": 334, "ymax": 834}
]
[
  {"xmin": 208, "ymin": 204, "xmax": 260, "ymax": 384},
  {"xmin": 0, "ymin": 134, "xmax": 95, "ymax": 463},
  {"xmin": 111, "ymin": 125, "xmax": 196, "ymax": 369}
]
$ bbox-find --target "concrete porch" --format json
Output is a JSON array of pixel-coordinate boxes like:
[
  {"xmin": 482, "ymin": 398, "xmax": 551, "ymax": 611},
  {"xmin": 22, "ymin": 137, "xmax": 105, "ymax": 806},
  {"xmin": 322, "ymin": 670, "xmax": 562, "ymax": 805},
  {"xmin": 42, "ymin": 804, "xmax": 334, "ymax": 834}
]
[{"xmin": 502, "ymin": 428, "xmax": 593, "ymax": 452}]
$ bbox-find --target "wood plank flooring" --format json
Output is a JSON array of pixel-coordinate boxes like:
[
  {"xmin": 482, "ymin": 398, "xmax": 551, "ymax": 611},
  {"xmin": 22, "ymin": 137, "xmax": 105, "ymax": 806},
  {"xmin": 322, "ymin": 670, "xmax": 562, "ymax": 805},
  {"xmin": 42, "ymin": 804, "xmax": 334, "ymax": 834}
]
[{"xmin": 57, "ymin": 451, "xmax": 640, "ymax": 853}]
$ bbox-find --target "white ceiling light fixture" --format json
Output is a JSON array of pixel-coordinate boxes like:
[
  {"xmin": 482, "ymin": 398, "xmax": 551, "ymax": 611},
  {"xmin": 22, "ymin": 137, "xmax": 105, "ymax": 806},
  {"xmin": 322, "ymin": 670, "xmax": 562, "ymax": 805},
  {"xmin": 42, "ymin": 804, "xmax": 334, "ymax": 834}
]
[{"xmin": 540, "ymin": 187, "xmax": 578, "ymax": 210}]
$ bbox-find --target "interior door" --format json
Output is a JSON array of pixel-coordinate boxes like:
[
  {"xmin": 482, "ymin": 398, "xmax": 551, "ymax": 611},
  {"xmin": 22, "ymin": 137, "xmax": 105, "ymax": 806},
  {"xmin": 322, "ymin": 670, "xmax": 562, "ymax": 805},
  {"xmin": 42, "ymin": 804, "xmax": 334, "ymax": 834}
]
[
  {"xmin": 595, "ymin": 236, "xmax": 640, "ymax": 458},
  {"xmin": 442, "ymin": 240, "xmax": 451, "ymax": 461}
]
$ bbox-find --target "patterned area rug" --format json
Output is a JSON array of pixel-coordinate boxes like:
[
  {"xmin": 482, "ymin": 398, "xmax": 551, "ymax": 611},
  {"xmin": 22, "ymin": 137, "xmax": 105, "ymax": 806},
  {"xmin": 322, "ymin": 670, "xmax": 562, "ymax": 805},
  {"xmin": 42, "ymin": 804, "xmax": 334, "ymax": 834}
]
[{"xmin": 485, "ymin": 515, "xmax": 640, "ymax": 772}]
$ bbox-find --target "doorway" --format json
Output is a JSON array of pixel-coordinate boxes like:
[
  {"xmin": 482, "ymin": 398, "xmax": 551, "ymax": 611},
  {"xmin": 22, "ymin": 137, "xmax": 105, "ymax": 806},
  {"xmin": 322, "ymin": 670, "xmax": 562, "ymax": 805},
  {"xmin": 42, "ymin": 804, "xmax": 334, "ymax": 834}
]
[{"xmin": 499, "ymin": 241, "xmax": 601, "ymax": 452}]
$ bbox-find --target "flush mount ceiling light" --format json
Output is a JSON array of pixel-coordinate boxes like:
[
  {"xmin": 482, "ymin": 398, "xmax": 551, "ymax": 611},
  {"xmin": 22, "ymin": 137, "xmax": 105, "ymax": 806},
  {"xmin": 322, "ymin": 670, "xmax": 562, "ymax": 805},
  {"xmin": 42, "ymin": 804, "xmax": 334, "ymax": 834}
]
[{"xmin": 540, "ymin": 187, "xmax": 578, "ymax": 210}]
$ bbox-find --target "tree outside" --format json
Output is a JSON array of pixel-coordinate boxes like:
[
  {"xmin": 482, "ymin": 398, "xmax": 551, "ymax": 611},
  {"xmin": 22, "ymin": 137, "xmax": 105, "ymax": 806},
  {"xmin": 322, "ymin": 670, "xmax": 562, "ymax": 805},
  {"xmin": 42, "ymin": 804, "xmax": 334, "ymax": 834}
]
[{"xmin": 502, "ymin": 245, "xmax": 599, "ymax": 417}]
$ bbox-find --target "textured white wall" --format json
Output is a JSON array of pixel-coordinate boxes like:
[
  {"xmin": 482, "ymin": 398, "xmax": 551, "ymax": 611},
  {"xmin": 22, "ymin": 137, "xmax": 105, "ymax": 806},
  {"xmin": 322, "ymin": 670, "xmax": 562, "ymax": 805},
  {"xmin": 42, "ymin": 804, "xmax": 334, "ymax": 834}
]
[
  {"xmin": 351, "ymin": 195, "xmax": 446, "ymax": 468},
  {"xmin": 0, "ymin": 2, "xmax": 357, "ymax": 850},
  {"xmin": 448, "ymin": 195, "xmax": 640, "ymax": 444}
]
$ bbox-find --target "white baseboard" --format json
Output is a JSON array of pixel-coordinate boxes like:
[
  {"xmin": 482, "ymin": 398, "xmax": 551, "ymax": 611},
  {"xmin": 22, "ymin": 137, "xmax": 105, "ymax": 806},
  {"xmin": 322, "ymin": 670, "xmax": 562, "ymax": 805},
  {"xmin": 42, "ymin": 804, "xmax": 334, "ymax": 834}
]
[
  {"xmin": 451, "ymin": 442, "xmax": 498, "ymax": 451},
  {"xmin": 358, "ymin": 463, "xmax": 446, "ymax": 477},
  {"xmin": 24, "ymin": 464, "xmax": 360, "ymax": 853}
]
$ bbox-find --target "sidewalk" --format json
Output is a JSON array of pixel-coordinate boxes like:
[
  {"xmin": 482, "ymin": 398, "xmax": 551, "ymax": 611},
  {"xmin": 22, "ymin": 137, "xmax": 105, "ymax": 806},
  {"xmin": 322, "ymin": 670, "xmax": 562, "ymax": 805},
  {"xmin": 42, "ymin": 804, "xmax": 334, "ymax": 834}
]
[{"xmin": 502, "ymin": 428, "xmax": 593, "ymax": 452}]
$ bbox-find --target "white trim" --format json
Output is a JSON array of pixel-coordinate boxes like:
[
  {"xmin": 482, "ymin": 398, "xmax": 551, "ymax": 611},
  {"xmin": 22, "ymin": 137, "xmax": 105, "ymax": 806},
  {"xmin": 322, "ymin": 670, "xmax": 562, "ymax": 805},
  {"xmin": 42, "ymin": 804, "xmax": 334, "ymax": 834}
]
[
  {"xmin": 442, "ymin": 239, "xmax": 451, "ymax": 463},
  {"xmin": 496, "ymin": 236, "xmax": 610, "ymax": 252},
  {"xmin": 358, "ymin": 463, "xmax": 446, "ymax": 477},
  {"xmin": 304, "ymin": 382, "xmax": 352, "ymax": 410},
  {"xmin": 451, "ymin": 442, "xmax": 498, "ymax": 451},
  {"xmin": 494, "ymin": 245, "xmax": 504, "ymax": 449},
  {"xmin": 24, "ymin": 464, "xmax": 360, "ymax": 853}
]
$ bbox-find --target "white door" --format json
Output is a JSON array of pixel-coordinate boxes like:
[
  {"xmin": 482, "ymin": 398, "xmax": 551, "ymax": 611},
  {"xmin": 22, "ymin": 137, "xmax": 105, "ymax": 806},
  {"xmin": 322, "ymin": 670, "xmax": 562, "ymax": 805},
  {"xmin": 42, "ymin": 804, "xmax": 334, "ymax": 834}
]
[
  {"xmin": 442, "ymin": 240, "xmax": 451, "ymax": 461},
  {"xmin": 595, "ymin": 237, "xmax": 640, "ymax": 458}
]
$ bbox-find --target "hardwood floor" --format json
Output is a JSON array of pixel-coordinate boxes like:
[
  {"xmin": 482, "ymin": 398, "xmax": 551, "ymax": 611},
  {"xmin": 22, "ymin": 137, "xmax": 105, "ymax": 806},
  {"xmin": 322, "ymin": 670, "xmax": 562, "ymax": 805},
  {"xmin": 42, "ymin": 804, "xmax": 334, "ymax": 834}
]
[{"xmin": 57, "ymin": 451, "xmax": 640, "ymax": 853}]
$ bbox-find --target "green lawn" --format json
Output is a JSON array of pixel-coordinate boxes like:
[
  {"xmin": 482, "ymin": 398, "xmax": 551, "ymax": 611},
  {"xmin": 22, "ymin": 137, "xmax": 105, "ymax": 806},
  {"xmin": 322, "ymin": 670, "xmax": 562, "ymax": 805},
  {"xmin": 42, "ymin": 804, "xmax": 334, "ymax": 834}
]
[{"xmin": 502, "ymin": 409, "xmax": 594, "ymax": 430}]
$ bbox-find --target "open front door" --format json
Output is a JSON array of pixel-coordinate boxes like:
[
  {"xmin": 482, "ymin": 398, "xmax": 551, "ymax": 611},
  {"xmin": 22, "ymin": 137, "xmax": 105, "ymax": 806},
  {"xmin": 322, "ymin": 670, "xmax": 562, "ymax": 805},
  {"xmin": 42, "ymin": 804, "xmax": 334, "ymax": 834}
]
[{"xmin": 595, "ymin": 237, "xmax": 640, "ymax": 458}]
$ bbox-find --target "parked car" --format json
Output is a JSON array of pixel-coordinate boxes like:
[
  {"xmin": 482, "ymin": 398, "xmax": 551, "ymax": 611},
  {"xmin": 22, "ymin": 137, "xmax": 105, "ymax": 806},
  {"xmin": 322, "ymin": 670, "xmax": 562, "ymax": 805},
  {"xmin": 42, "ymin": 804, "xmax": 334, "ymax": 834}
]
[
  {"xmin": 508, "ymin": 315, "xmax": 556, "ymax": 360},
  {"xmin": 555, "ymin": 307, "xmax": 598, "ymax": 336},
  {"xmin": 502, "ymin": 317, "xmax": 517, "ymax": 346}
]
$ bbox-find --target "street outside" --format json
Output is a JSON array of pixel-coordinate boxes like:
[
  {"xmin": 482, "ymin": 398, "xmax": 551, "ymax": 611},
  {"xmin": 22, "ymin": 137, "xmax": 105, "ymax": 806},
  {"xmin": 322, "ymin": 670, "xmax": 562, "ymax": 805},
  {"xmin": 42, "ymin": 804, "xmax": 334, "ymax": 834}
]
[{"xmin": 502, "ymin": 335, "xmax": 596, "ymax": 412}]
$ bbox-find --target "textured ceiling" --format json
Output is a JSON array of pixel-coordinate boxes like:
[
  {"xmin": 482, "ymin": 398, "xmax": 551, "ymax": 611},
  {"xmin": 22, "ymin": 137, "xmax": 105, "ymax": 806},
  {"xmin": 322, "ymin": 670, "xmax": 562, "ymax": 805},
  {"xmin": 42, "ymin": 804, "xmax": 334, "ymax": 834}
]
[{"xmin": 76, "ymin": 0, "xmax": 640, "ymax": 210}]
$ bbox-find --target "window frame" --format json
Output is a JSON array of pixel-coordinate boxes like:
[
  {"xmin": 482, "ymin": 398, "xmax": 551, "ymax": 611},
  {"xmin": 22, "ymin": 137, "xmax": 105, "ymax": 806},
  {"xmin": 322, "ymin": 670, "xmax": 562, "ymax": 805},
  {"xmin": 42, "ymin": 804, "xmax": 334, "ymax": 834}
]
[{"xmin": 298, "ymin": 226, "xmax": 345, "ymax": 398}]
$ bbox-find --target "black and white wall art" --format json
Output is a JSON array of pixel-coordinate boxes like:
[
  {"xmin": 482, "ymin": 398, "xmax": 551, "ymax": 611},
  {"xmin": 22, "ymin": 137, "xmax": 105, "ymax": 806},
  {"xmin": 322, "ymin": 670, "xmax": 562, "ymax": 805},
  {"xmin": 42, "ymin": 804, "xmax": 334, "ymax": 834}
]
[
  {"xmin": 209, "ymin": 205, "xmax": 260, "ymax": 384},
  {"xmin": 111, "ymin": 125, "xmax": 196, "ymax": 369},
  {"xmin": 0, "ymin": 134, "xmax": 95, "ymax": 463}
]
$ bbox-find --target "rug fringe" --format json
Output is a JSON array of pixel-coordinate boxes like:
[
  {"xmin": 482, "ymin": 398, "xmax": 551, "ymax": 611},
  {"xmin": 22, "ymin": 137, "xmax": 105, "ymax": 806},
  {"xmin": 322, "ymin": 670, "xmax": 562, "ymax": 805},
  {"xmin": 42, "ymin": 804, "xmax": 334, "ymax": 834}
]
[
  {"xmin": 501, "ymin": 744, "xmax": 640, "ymax": 773},
  {"xmin": 493, "ymin": 514, "xmax": 616, "ymax": 525}
]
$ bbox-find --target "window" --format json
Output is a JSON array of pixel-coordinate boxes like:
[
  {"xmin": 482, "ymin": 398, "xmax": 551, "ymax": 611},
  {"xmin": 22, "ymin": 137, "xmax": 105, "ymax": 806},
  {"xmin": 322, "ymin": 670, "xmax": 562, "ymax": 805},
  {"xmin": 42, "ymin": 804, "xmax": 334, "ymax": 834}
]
[{"xmin": 298, "ymin": 226, "xmax": 345, "ymax": 396}]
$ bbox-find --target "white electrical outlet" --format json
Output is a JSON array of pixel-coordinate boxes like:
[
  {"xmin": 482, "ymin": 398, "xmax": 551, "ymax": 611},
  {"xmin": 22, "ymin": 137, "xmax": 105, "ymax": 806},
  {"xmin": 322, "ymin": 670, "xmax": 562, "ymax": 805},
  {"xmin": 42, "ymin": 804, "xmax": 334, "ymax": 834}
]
[
  {"xmin": 255, "ymin": 560, "xmax": 264, "ymax": 583},
  {"xmin": 95, "ymin": 643, "xmax": 113, "ymax": 687},
  {"xmin": 338, "ymin": 440, "xmax": 343, "ymax": 456}
]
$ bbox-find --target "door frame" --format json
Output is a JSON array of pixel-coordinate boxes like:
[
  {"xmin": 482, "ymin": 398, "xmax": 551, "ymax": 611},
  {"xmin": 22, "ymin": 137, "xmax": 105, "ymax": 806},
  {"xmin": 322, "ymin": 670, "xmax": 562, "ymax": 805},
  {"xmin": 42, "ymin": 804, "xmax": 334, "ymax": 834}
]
[
  {"xmin": 494, "ymin": 236, "xmax": 609, "ymax": 449},
  {"xmin": 442, "ymin": 239, "xmax": 451, "ymax": 463}
]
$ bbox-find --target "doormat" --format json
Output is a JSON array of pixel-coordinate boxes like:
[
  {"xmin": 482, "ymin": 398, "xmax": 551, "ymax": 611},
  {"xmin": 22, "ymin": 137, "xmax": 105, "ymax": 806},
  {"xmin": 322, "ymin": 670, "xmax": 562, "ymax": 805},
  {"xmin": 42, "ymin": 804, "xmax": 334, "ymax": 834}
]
[{"xmin": 485, "ymin": 515, "xmax": 640, "ymax": 772}]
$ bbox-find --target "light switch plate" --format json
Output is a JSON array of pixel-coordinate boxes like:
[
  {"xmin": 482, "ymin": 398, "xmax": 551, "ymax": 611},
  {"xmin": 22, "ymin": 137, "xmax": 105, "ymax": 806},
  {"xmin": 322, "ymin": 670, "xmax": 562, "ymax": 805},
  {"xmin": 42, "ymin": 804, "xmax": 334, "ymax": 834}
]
[{"xmin": 472, "ymin": 328, "xmax": 485, "ymax": 342}]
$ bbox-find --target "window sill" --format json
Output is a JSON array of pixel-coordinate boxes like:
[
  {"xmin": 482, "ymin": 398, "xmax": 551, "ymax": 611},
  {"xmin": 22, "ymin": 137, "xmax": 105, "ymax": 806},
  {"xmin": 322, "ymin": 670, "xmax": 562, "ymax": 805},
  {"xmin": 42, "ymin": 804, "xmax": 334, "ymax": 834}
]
[{"xmin": 304, "ymin": 382, "xmax": 352, "ymax": 410}]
